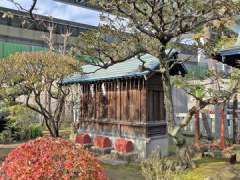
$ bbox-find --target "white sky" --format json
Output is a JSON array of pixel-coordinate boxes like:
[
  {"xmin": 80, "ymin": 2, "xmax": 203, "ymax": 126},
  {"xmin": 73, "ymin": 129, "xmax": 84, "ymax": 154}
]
[{"xmin": 0, "ymin": 0, "xmax": 100, "ymax": 26}]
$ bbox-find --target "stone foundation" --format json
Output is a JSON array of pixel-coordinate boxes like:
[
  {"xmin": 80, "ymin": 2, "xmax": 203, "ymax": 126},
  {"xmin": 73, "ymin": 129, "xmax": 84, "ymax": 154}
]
[
  {"xmin": 78, "ymin": 129, "xmax": 168, "ymax": 159},
  {"xmin": 90, "ymin": 146, "xmax": 113, "ymax": 155},
  {"xmin": 146, "ymin": 136, "xmax": 169, "ymax": 158}
]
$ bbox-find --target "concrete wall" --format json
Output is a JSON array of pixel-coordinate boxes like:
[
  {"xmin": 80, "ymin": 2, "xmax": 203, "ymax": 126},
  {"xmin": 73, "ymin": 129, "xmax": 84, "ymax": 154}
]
[{"xmin": 0, "ymin": 24, "xmax": 77, "ymax": 47}]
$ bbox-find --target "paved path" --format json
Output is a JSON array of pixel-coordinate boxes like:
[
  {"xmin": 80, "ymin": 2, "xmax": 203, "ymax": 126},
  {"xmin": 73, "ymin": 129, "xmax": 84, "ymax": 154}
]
[
  {"xmin": 0, "ymin": 143, "xmax": 23, "ymax": 149},
  {"xmin": 0, "ymin": 143, "xmax": 23, "ymax": 163}
]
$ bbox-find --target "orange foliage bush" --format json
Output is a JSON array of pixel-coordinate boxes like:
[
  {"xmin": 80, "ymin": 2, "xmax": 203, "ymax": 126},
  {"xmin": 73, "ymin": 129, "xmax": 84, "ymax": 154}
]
[{"xmin": 0, "ymin": 137, "xmax": 107, "ymax": 180}]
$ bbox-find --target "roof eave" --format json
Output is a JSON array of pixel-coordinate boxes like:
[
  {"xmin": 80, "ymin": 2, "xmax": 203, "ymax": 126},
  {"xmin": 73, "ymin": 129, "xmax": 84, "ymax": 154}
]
[{"xmin": 62, "ymin": 71, "xmax": 151, "ymax": 85}]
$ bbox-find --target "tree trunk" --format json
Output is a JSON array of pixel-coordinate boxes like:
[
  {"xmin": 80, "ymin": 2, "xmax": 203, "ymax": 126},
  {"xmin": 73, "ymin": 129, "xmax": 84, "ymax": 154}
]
[
  {"xmin": 162, "ymin": 71, "xmax": 175, "ymax": 132},
  {"xmin": 169, "ymin": 106, "xmax": 198, "ymax": 168},
  {"xmin": 202, "ymin": 113, "xmax": 212, "ymax": 140},
  {"xmin": 220, "ymin": 105, "xmax": 225, "ymax": 149},
  {"xmin": 232, "ymin": 94, "xmax": 238, "ymax": 144},
  {"xmin": 52, "ymin": 118, "xmax": 60, "ymax": 137},
  {"xmin": 52, "ymin": 122, "xmax": 59, "ymax": 137},
  {"xmin": 160, "ymin": 65, "xmax": 197, "ymax": 168},
  {"xmin": 194, "ymin": 111, "xmax": 200, "ymax": 147},
  {"xmin": 44, "ymin": 118, "xmax": 55, "ymax": 137},
  {"xmin": 45, "ymin": 117, "xmax": 60, "ymax": 137}
]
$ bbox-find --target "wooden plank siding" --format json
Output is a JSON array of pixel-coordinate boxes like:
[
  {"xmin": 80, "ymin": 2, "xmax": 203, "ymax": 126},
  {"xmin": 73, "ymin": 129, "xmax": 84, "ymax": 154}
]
[
  {"xmin": 78, "ymin": 74, "xmax": 166, "ymax": 138},
  {"xmin": 146, "ymin": 73, "xmax": 167, "ymax": 137},
  {"xmin": 146, "ymin": 73, "xmax": 165, "ymax": 122}
]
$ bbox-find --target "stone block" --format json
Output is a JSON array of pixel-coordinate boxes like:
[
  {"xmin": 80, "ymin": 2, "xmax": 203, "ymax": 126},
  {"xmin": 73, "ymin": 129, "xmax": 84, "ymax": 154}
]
[
  {"xmin": 75, "ymin": 133, "xmax": 91, "ymax": 145},
  {"xmin": 93, "ymin": 136, "xmax": 112, "ymax": 148},
  {"xmin": 115, "ymin": 138, "xmax": 134, "ymax": 153}
]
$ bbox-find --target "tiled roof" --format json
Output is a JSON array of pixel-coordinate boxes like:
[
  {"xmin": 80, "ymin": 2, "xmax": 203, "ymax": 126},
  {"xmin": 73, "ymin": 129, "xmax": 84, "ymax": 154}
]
[
  {"xmin": 219, "ymin": 46, "xmax": 240, "ymax": 56},
  {"xmin": 62, "ymin": 54, "xmax": 160, "ymax": 84},
  {"xmin": 214, "ymin": 46, "xmax": 240, "ymax": 68}
]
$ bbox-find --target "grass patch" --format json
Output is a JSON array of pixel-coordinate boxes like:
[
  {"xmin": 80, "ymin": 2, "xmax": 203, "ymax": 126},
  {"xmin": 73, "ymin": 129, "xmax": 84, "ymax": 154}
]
[
  {"xmin": 196, "ymin": 157, "xmax": 225, "ymax": 164},
  {"xmin": 178, "ymin": 161, "xmax": 240, "ymax": 180},
  {"xmin": 102, "ymin": 163, "xmax": 144, "ymax": 180}
]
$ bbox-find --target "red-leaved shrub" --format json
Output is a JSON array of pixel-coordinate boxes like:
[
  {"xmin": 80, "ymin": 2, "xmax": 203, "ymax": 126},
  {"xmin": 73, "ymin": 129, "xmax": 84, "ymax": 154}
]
[{"xmin": 0, "ymin": 137, "xmax": 107, "ymax": 180}]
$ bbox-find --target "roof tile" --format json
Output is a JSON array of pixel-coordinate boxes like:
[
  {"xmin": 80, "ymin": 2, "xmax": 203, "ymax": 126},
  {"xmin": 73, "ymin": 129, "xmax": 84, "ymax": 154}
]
[{"xmin": 62, "ymin": 54, "xmax": 159, "ymax": 84}]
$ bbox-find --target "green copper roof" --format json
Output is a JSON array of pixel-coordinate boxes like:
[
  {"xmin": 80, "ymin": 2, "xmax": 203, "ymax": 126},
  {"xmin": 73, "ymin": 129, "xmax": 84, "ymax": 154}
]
[{"xmin": 63, "ymin": 54, "xmax": 161, "ymax": 84}]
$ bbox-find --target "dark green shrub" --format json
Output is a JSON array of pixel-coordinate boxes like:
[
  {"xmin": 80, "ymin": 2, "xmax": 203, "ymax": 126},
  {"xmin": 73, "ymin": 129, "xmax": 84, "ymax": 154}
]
[
  {"xmin": 30, "ymin": 125, "xmax": 43, "ymax": 139},
  {"xmin": 13, "ymin": 125, "xmax": 42, "ymax": 141},
  {"xmin": 0, "ymin": 129, "xmax": 12, "ymax": 144}
]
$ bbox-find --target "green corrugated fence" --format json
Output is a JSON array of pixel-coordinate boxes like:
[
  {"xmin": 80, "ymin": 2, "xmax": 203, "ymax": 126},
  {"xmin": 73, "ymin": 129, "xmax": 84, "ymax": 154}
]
[{"xmin": 0, "ymin": 41, "xmax": 47, "ymax": 58}]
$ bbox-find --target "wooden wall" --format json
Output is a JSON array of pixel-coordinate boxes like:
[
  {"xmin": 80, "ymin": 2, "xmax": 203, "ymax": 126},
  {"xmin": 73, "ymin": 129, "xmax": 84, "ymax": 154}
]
[
  {"xmin": 146, "ymin": 73, "xmax": 167, "ymax": 137},
  {"xmin": 77, "ymin": 74, "xmax": 167, "ymax": 138},
  {"xmin": 79, "ymin": 78, "xmax": 146, "ymax": 121},
  {"xmin": 146, "ymin": 73, "xmax": 165, "ymax": 122}
]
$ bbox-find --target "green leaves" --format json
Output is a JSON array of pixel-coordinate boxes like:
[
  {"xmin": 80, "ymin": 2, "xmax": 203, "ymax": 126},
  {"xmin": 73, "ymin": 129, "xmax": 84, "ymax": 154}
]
[
  {"xmin": 78, "ymin": 26, "xmax": 147, "ymax": 67},
  {"xmin": 192, "ymin": 85, "xmax": 205, "ymax": 99},
  {"xmin": 171, "ymin": 77, "xmax": 184, "ymax": 88},
  {"xmin": 0, "ymin": 51, "xmax": 79, "ymax": 90},
  {"xmin": 0, "ymin": 51, "xmax": 80, "ymax": 121}
]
